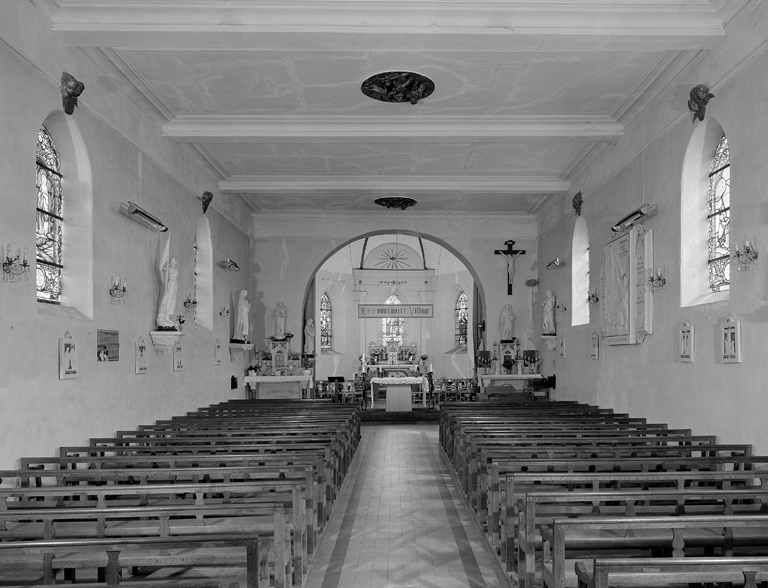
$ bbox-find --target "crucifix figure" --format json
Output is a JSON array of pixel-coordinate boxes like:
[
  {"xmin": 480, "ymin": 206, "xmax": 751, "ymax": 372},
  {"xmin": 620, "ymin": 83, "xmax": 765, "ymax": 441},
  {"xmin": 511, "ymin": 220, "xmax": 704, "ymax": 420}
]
[{"xmin": 494, "ymin": 240, "xmax": 526, "ymax": 295}]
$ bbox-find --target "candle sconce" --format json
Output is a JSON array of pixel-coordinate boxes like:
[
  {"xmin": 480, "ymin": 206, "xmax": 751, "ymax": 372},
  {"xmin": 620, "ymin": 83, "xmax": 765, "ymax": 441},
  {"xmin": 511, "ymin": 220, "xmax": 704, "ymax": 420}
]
[
  {"xmin": 109, "ymin": 276, "xmax": 128, "ymax": 303},
  {"xmin": 648, "ymin": 267, "xmax": 666, "ymax": 293},
  {"xmin": 219, "ymin": 306, "xmax": 230, "ymax": 318},
  {"xmin": 2, "ymin": 245, "xmax": 30, "ymax": 283},
  {"xmin": 733, "ymin": 235, "xmax": 758, "ymax": 271},
  {"xmin": 587, "ymin": 288, "xmax": 599, "ymax": 307},
  {"xmin": 555, "ymin": 300, "xmax": 567, "ymax": 313},
  {"xmin": 183, "ymin": 293, "xmax": 197, "ymax": 311},
  {"xmin": 546, "ymin": 257, "xmax": 565, "ymax": 270}
]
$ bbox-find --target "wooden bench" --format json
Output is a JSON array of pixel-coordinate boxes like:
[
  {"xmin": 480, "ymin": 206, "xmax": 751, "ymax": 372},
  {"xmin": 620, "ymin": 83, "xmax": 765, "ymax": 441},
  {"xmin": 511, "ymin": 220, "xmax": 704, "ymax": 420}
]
[
  {"xmin": 575, "ymin": 556, "xmax": 768, "ymax": 588},
  {"xmin": 519, "ymin": 487, "xmax": 768, "ymax": 588},
  {"xmin": 541, "ymin": 514, "xmax": 768, "ymax": 588},
  {"xmin": 496, "ymin": 469, "xmax": 768, "ymax": 572}
]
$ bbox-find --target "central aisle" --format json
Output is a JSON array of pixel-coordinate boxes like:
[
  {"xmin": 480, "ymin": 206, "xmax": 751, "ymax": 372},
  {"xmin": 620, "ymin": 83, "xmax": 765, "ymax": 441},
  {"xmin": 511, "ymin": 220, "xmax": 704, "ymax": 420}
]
[{"xmin": 306, "ymin": 424, "xmax": 510, "ymax": 588}]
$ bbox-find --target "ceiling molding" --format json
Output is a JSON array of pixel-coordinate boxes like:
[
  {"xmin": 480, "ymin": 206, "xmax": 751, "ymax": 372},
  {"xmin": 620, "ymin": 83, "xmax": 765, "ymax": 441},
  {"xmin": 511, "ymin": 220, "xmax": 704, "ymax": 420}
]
[
  {"xmin": 221, "ymin": 175, "xmax": 570, "ymax": 194},
  {"xmin": 164, "ymin": 115, "xmax": 623, "ymax": 144},
  {"xmin": 51, "ymin": 1, "xmax": 724, "ymax": 52}
]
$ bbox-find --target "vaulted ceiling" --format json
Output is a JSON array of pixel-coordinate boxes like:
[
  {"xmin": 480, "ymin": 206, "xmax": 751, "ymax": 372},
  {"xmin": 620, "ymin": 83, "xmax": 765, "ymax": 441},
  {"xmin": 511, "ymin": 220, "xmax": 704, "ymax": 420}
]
[{"xmin": 37, "ymin": 0, "xmax": 745, "ymax": 215}]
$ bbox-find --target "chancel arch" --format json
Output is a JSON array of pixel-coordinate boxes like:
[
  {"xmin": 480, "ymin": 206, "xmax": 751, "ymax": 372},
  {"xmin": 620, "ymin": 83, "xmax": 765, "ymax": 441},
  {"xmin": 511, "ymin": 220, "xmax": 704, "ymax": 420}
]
[{"xmin": 305, "ymin": 231, "xmax": 485, "ymax": 380}]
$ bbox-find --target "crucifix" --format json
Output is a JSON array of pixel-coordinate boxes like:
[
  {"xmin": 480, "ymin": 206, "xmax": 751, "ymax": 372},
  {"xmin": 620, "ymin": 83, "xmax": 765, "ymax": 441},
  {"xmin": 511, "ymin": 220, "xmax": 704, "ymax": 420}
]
[{"xmin": 494, "ymin": 240, "xmax": 526, "ymax": 295}]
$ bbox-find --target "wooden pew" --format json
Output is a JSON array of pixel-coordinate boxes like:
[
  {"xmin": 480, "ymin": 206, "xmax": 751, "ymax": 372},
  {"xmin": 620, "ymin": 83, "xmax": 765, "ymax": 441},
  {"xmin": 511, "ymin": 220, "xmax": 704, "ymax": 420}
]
[
  {"xmin": 519, "ymin": 487, "xmax": 768, "ymax": 588},
  {"xmin": 0, "ymin": 482, "xmax": 303, "ymax": 587},
  {"xmin": 575, "ymin": 556, "xmax": 768, "ymax": 588},
  {"xmin": 541, "ymin": 514, "xmax": 768, "ymax": 588}
]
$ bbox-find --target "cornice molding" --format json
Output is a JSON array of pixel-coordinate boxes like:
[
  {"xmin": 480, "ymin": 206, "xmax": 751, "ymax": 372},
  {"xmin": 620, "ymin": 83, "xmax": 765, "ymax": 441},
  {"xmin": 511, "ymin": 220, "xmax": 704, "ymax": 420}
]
[
  {"xmin": 221, "ymin": 175, "xmax": 569, "ymax": 194},
  {"xmin": 50, "ymin": 1, "xmax": 723, "ymax": 52},
  {"xmin": 164, "ymin": 116, "xmax": 623, "ymax": 143}
]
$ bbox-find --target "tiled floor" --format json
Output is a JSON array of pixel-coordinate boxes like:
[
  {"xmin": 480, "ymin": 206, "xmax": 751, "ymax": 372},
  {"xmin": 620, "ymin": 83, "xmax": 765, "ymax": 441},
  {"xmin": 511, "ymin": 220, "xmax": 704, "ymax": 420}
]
[{"xmin": 305, "ymin": 424, "xmax": 510, "ymax": 588}]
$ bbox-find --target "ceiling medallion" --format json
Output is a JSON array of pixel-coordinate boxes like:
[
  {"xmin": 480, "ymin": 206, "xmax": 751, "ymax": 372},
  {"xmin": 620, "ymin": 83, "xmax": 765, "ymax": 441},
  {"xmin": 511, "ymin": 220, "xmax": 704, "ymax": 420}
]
[
  {"xmin": 374, "ymin": 197, "xmax": 417, "ymax": 211},
  {"xmin": 361, "ymin": 71, "xmax": 435, "ymax": 105}
]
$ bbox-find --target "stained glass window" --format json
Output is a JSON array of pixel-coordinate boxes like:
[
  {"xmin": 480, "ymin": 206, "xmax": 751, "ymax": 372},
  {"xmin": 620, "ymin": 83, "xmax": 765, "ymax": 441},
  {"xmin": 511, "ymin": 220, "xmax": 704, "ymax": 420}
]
[
  {"xmin": 320, "ymin": 293, "xmax": 333, "ymax": 350},
  {"xmin": 707, "ymin": 135, "xmax": 730, "ymax": 293},
  {"xmin": 454, "ymin": 292, "xmax": 468, "ymax": 349},
  {"xmin": 36, "ymin": 125, "xmax": 63, "ymax": 303},
  {"xmin": 382, "ymin": 294, "xmax": 404, "ymax": 344}
]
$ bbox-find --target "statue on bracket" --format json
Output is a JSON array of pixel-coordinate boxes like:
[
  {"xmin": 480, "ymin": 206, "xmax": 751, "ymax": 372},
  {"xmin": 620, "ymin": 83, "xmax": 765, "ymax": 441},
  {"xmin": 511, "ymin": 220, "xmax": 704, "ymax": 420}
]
[
  {"xmin": 60, "ymin": 72, "xmax": 85, "ymax": 115},
  {"xmin": 156, "ymin": 238, "xmax": 179, "ymax": 331},
  {"xmin": 273, "ymin": 301, "xmax": 289, "ymax": 340},
  {"xmin": 304, "ymin": 318, "xmax": 316, "ymax": 355},
  {"xmin": 542, "ymin": 289, "xmax": 556, "ymax": 336},
  {"xmin": 232, "ymin": 290, "xmax": 250, "ymax": 343},
  {"xmin": 499, "ymin": 304, "xmax": 516, "ymax": 341}
]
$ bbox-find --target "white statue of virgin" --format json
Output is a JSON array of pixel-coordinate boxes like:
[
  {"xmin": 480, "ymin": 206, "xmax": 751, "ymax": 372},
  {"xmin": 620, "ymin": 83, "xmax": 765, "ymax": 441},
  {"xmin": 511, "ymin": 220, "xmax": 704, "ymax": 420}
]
[
  {"xmin": 156, "ymin": 238, "xmax": 179, "ymax": 330},
  {"xmin": 233, "ymin": 290, "xmax": 250, "ymax": 343}
]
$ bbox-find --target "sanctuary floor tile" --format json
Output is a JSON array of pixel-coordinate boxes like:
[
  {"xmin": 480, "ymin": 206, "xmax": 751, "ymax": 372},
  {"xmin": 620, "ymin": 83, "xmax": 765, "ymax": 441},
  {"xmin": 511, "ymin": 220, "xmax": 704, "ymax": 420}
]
[{"xmin": 305, "ymin": 424, "xmax": 510, "ymax": 588}]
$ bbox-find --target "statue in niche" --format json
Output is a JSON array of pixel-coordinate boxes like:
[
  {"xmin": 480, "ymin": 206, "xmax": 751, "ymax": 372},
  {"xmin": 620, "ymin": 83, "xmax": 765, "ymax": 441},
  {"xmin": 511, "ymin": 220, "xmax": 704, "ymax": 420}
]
[
  {"xmin": 156, "ymin": 239, "xmax": 179, "ymax": 330},
  {"xmin": 499, "ymin": 304, "xmax": 516, "ymax": 341},
  {"xmin": 543, "ymin": 289, "xmax": 556, "ymax": 336},
  {"xmin": 304, "ymin": 319, "xmax": 316, "ymax": 355},
  {"xmin": 232, "ymin": 290, "xmax": 250, "ymax": 343},
  {"xmin": 273, "ymin": 301, "xmax": 289, "ymax": 340}
]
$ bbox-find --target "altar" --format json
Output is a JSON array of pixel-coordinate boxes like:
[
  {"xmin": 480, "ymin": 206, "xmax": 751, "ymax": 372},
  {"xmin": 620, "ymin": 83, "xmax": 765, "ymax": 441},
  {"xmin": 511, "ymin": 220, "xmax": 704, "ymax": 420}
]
[
  {"xmin": 244, "ymin": 375, "xmax": 313, "ymax": 400},
  {"xmin": 370, "ymin": 376, "xmax": 428, "ymax": 412},
  {"xmin": 478, "ymin": 373, "xmax": 543, "ymax": 394}
]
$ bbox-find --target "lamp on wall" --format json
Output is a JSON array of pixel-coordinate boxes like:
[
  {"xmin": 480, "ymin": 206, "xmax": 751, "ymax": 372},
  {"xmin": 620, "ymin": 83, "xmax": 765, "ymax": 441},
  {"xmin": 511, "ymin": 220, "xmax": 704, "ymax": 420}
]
[
  {"xmin": 546, "ymin": 257, "xmax": 565, "ymax": 270},
  {"xmin": 220, "ymin": 306, "xmax": 230, "ymax": 318},
  {"xmin": 219, "ymin": 259, "xmax": 240, "ymax": 271},
  {"xmin": 119, "ymin": 202, "xmax": 168, "ymax": 232},
  {"xmin": 555, "ymin": 300, "xmax": 567, "ymax": 313},
  {"xmin": 109, "ymin": 276, "xmax": 127, "ymax": 303},
  {"xmin": 648, "ymin": 267, "xmax": 666, "ymax": 293},
  {"xmin": 1, "ymin": 245, "xmax": 30, "ymax": 283},
  {"xmin": 587, "ymin": 287, "xmax": 599, "ymax": 307},
  {"xmin": 733, "ymin": 235, "xmax": 758, "ymax": 271}
]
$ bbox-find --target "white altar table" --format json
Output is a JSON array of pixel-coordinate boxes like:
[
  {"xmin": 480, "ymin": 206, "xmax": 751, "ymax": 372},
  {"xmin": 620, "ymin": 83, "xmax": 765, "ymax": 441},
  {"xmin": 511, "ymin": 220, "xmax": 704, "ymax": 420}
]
[
  {"xmin": 244, "ymin": 375, "xmax": 314, "ymax": 400},
  {"xmin": 370, "ymin": 376, "xmax": 428, "ymax": 411},
  {"xmin": 479, "ymin": 373, "xmax": 543, "ymax": 394}
]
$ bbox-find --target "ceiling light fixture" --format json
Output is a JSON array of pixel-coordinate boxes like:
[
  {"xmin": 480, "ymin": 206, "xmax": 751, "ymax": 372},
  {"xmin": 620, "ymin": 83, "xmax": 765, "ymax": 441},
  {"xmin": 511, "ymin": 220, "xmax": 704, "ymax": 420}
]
[
  {"xmin": 374, "ymin": 197, "xmax": 417, "ymax": 210},
  {"xmin": 361, "ymin": 71, "xmax": 435, "ymax": 105}
]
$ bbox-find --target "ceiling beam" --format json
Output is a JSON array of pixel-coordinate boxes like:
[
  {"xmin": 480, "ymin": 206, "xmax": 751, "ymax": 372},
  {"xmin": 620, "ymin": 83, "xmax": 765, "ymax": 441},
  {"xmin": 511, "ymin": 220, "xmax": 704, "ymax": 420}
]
[
  {"xmin": 219, "ymin": 175, "xmax": 570, "ymax": 194},
  {"xmin": 163, "ymin": 116, "xmax": 624, "ymax": 144},
  {"xmin": 51, "ymin": 2, "xmax": 724, "ymax": 52}
]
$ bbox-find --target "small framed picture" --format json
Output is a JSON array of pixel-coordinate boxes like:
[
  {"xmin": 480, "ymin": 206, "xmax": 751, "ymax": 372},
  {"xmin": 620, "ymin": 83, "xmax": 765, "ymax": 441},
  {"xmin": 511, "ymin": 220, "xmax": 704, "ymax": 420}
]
[
  {"xmin": 716, "ymin": 315, "xmax": 741, "ymax": 364},
  {"xmin": 590, "ymin": 330, "xmax": 599, "ymax": 360},
  {"xmin": 677, "ymin": 320, "xmax": 695, "ymax": 363},
  {"xmin": 214, "ymin": 339, "xmax": 222, "ymax": 366},
  {"xmin": 59, "ymin": 333, "xmax": 78, "ymax": 380},
  {"xmin": 559, "ymin": 334, "xmax": 566, "ymax": 358},
  {"xmin": 173, "ymin": 341, "xmax": 184, "ymax": 372},
  {"xmin": 135, "ymin": 337, "xmax": 148, "ymax": 374}
]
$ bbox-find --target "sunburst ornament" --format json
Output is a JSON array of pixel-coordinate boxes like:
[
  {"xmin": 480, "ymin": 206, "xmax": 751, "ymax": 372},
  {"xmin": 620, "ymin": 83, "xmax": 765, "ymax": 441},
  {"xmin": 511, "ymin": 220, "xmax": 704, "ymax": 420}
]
[{"xmin": 375, "ymin": 248, "xmax": 412, "ymax": 270}]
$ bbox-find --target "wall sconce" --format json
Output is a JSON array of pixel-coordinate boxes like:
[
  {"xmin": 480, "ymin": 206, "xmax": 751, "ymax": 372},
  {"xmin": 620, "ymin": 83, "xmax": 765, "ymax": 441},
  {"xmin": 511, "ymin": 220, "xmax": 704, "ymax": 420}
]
[
  {"xmin": 183, "ymin": 293, "xmax": 197, "ymax": 311},
  {"xmin": 555, "ymin": 300, "xmax": 567, "ymax": 313},
  {"xmin": 220, "ymin": 306, "xmax": 230, "ymax": 318},
  {"xmin": 587, "ymin": 288, "xmax": 599, "ymax": 306},
  {"xmin": 218, "ymin": 259, "xmax": 240, "ymax": 271},
  {"xmin": 546, "ymin": 258, "xmax": 565, "ymax": 270},
  {"xmin": 176, "ymin": 314, "xmax": 186, "ymax": 331},
  {"xmin": 733, "ymin": 235, "xmax": 758, "ymax": 271},
  {"xmin": 648, "ymin": 267, "xmax": 666, "ymax": 293},
  {"xmin": 1, "ymin": 245, "xmax": 30, "ymax": 283},
  {"xmin": 109, "ymin": 276, "xmax": 127, "ymax": 303}
]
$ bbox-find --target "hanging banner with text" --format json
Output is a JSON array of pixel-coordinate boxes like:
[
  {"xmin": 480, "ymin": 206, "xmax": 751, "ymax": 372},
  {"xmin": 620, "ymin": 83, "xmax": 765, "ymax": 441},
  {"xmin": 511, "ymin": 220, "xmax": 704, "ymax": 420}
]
[{"xmin": 358, "ymin": 304, "xmax": 434, "ymax": 319}]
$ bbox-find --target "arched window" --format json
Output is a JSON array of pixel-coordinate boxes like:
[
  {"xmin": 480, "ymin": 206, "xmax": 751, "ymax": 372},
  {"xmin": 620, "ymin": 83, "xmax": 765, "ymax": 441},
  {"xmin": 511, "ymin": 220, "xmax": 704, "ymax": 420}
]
[
  {"xmin": 382, "ymin": 294, "xmax": 404, "ymax": 344},
  {"xmin": 571, "ymin": 216, "xmax": 590, "ymax": 325},
  {"xmin": 36, "ymin": 125, "xmax": 63, "ymax": 303},
  {"xmin": 320, "ymin": 292, "xmax": 333, "ymax": 350},
  {"xmin": 707, "ymin": 135, "xmax": 730, "ymax": 293},
  {"xmin": 455, "ymin": 291, "xmax": 468, "ymax": 348},
  {"xmin": 681, "ymin": 119, "xmax": 730, "ymax": 307}
]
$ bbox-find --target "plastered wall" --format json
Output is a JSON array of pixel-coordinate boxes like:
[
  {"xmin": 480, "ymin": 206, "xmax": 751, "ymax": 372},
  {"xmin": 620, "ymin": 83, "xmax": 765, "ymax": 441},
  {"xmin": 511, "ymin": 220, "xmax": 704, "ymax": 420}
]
[
  {"xmin": 0, "ymin": 7, "xmax": 252, "ymax": 471},
  {"xmin": 536, "ymin": 4, "xmax": 768, "ymax": 451}
]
